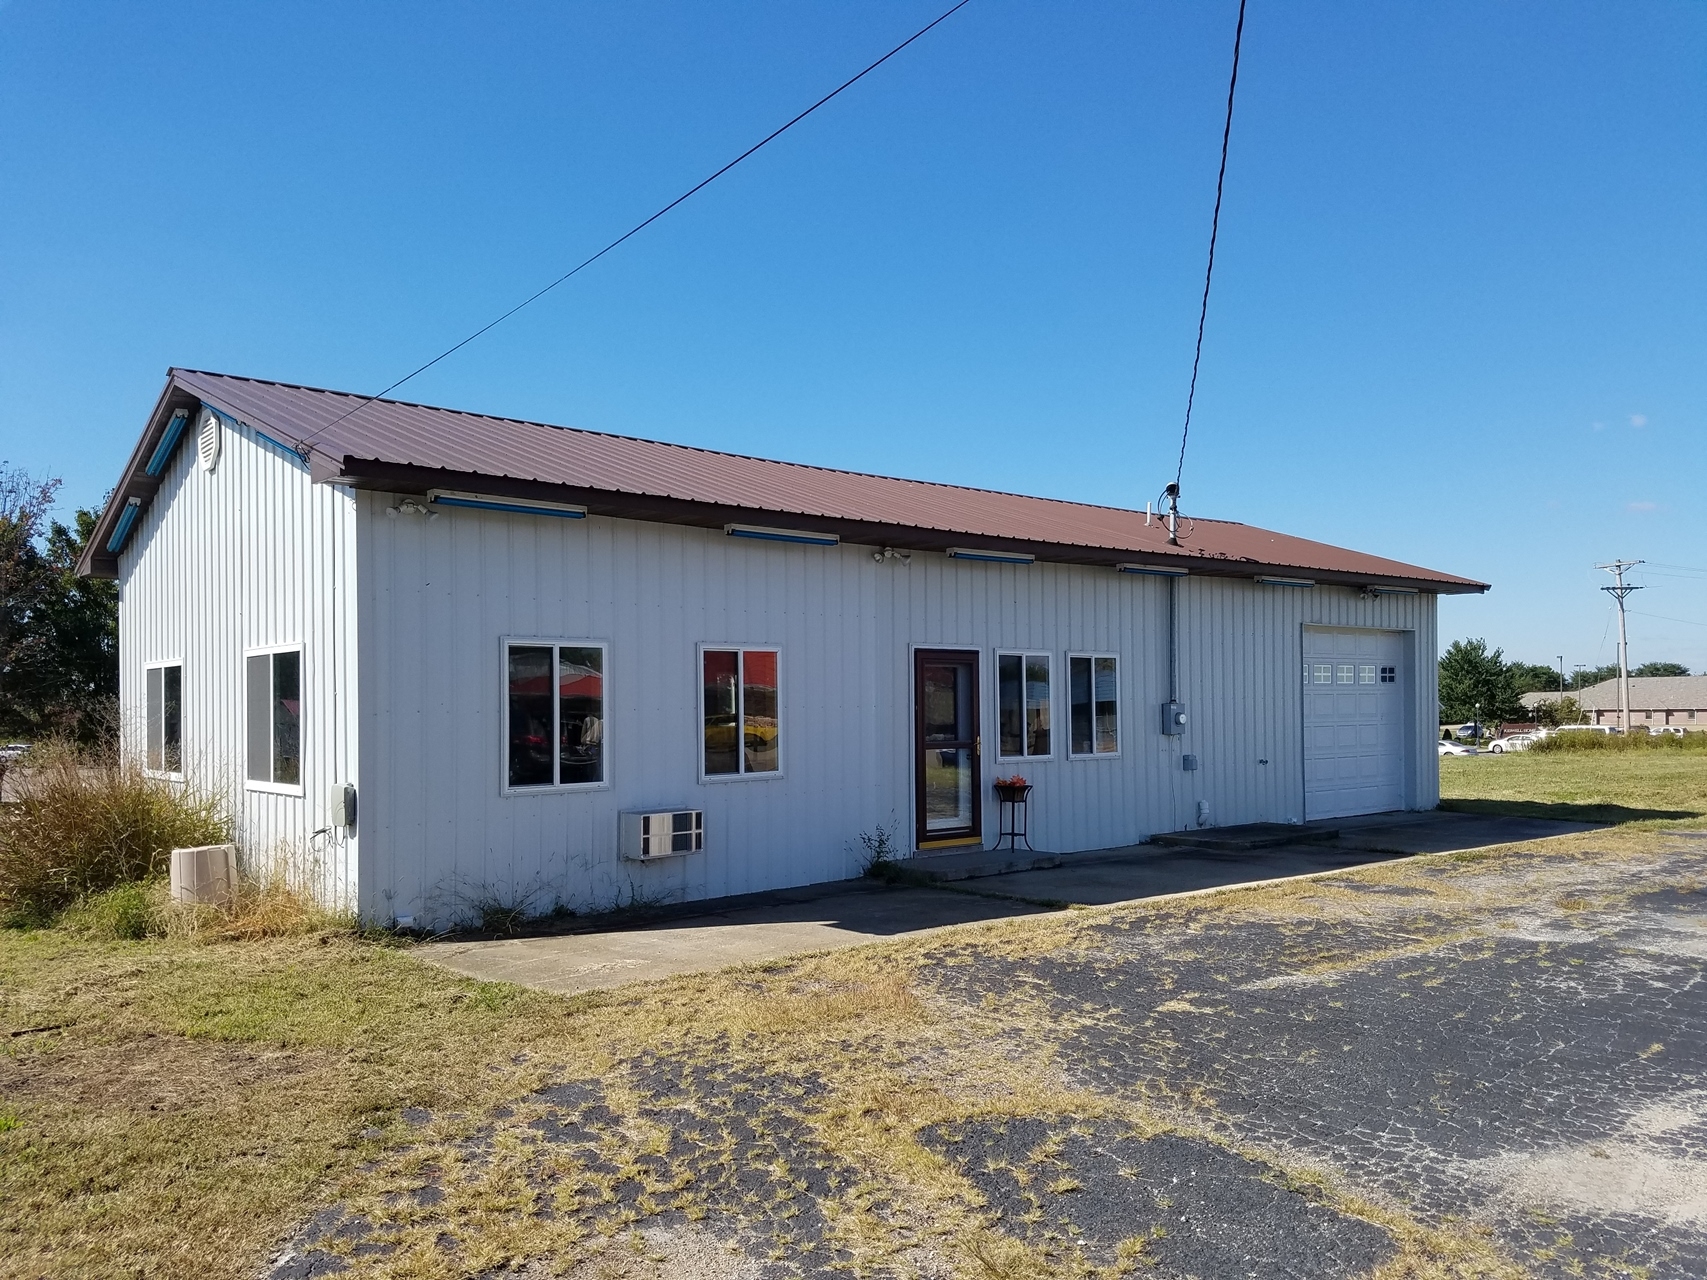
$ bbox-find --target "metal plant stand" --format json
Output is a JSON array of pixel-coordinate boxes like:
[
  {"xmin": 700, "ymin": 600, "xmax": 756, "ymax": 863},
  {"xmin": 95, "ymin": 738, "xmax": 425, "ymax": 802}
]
[{"xmin": 993, "ymin": 784, "xmax": 1033, "ymax": 851}]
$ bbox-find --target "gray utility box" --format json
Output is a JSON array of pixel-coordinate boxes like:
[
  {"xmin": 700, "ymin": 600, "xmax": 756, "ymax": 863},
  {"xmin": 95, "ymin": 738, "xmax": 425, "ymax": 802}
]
[
  {"xmin": 1161, "ymin": 700, "xmax": 1189, "ymax": 735},
  {"xmin": 620, "ymin": 810, "xmax": 704, "ymax": 861}
]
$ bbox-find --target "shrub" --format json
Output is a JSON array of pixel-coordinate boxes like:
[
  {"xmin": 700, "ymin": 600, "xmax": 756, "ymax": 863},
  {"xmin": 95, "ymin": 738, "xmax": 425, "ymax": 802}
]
[
  {"xmin": 1528, "ymin": 729, "xmax": 1707, "ymax": 754},
  {"xmin": 0, "ymin": 739, "xmax": 230, "ymax": 926},
  {"xmin": 56, "ymin": 875, "xmax": 351, "ymax": 943}
]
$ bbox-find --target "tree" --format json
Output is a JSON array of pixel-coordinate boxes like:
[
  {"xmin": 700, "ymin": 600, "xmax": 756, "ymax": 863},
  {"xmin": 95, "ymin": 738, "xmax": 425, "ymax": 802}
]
[
  {"xmin": 1534, "ymin": 696, "xmax": 1585, "ymax": 728},
  {"xmin": 0, "ymin": 466, "xmax": 60, "ymax": 734},
  {"xmin": 0, "ymin": 466, "xmax": 117, "ymax": 743},
  {"xmin": 1508, "ymin": 661, "xmax": 1564, "ymax": 696},
  {"xmin": 1633, "ymin": 661, "xmax": 1691, "ymax": 678},
  {"xmin": 1570, "ymin": 663, "xmax": 1620, "ymax": 691},
  {"xmin": 1438, "ymin": 638, "xmax": 1523, "ymax": 727}
]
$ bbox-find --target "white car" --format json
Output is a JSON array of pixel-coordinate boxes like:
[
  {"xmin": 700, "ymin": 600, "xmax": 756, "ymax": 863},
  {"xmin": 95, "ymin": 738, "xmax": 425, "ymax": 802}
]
[
  {"xmin": 1438, "ymin": 739, "xmax": 1477, "ymax": 756},
  {"xmin": 1485, "ymin": 733, "xmax": 1538, "ymax": 754},
  {"xmin": 0, "ymin": 743, "xmax": 28, "ymax": 763}
]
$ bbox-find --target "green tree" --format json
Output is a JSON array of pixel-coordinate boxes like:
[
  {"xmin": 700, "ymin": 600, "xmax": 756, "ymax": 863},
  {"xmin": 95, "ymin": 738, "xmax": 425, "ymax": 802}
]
[
  {"xmin": 0, "ymin": 467, "xmax": 116, "ymax": 743},
  {"xmin": 1508, "ymin": 661, "xmax": 1565, "ymax": 695},
  {"xmin": 1534, "ymin": 696, "xmax": 1585, "ymax": 728},
  {"xmin": 1438, "ymin": 638, "xmax": 1523, "ymax": 727},
  {"xmin": 1633, "ymin": 661, "xmax": 1691, "ymax": 678},
  {"xmin": 1570, "ymin": 663, "xmax": 1620, "ymax": 691}
]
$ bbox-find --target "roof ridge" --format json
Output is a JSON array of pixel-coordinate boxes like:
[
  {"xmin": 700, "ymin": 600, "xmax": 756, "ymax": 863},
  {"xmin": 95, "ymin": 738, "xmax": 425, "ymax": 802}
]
[{"xmin": 172, "ymin": 367, "xmax": 1246, "ymax": 528}]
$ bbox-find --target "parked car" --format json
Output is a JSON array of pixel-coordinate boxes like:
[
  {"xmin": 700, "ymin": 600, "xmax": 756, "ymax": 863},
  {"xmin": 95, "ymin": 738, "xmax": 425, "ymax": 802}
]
[
  {"xmin": 1656, "ymin": 725, "xmax": 1687, "ymax": 737},
  {"xmin": 1438, "ymin": 739, "xmax": 1477, "ymax": 756},
  {"xmin": 1557, "ymin": 724, "xmax": 1619, "ymax": 735},
  {"xmin": 1485, "ymin": 733, "xmax": 1538, "ymax": 754},
  {"xmin": 0, "ymin": 742, "xmax": 29, "ymax": 763}
]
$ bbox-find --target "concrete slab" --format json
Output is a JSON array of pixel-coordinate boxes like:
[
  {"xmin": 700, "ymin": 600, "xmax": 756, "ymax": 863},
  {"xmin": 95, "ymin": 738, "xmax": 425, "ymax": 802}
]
[
  {"xmin": 417, "ymin": 809, "xmax": 1605, "ymax": 996},
  {"xmin": 419, "ymin": 882, "xmax": 1045, "ymax": 996}
]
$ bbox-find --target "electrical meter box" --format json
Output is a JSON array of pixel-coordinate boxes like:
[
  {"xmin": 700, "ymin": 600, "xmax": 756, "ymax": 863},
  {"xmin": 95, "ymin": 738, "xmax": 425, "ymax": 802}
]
[{"xmin": 1161, "ymin": 701, "xmax": 1189, "ymax": 735}]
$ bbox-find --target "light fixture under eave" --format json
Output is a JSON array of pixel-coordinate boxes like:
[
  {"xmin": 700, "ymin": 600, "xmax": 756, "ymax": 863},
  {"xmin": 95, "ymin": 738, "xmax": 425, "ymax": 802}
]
[
  {"xmin": 1367, "ymin": 585, "xmax": 1419, "ymax": 596},
  {"xmin": 144, "ymin": 409, "xmax": 190, "ymax": 476},
  {"xmin": 1254, "ymin": 575, "xmax": 1315, "ymax": 588},
  {"xmin": 427, "ymin": 490, "xmax": 587, "ymax": 519},
  {"xmin": 1118, "ymin": 563, "xmax": 1189, "ymax": 578},
  {"xmin": 105, "ymin": 497, "xmax": 142, "ymax": 553},
  {"xmin": 947, "ymin": 547, "xmax": 1035, "ymax": 565},
  {"xmin": 724, "ymin": 523, "xmax": 840, "ymax": 547}
]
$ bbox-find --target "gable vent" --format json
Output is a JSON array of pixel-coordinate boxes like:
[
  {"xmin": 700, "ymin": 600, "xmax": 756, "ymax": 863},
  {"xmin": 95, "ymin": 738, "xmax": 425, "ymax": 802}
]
[{"xmin": 196, "ymin": 408, "xmax": 221, "ymax": 472}]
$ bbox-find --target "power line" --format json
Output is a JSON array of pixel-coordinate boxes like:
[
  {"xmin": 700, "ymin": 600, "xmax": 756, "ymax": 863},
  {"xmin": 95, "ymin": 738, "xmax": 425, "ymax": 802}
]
[
  {"xmin": 297, "ymin": 0, "xmax": 976, "ymax": 455},
  {"xmin": 1173, "ymin": 0, "xmax": 1248, "ymax": 493}
]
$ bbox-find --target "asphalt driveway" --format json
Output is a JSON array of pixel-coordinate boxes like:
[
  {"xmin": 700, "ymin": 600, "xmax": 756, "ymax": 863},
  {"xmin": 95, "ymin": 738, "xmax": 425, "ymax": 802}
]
[{"xmin": 267, "ymin": 820, "xmax": 1707, "ymax": 1279}]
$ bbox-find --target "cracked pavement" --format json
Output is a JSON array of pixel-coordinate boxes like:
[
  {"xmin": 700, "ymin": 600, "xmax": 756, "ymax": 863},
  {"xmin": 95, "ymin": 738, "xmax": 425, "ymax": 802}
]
[{"xmin": 262, "ymin": 831, "xmax": 1707, "ymax": 1279}]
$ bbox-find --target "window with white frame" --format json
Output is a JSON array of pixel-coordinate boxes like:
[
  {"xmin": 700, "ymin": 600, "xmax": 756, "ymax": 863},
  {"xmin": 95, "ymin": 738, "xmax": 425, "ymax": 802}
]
[
  {"xmin": 998, "ymin": 652, "xmax": 1052, "ymax": 758},
  {"xmin": 145, "ymin": 663, "xmax": 182, "ymax": 775},
  {"xmin": 1313, "ymin": 663, "xmax": 1333, "ymax": 684},
  {"xmin": 506, "ymin": 642, "xmax": 607, "ymax": 789},
  {"xmin": 702, "ymin": 648, "xmax": 779, "ymax": 777},
  {"xmin": 1068, "ymin": 654, "xmax": 1119, "ymax": 756},
  {"xmin": 246, "ymin": 648, "xmax": 301, "ymax": 788}
]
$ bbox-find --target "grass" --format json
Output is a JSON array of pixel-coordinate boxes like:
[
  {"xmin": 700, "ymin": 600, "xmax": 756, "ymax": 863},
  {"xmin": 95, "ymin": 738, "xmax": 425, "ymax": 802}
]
[
  {"xmin": 1440, "ymin": 747, "xmax": 1707, "ymax": 824},
  {"xmin": 6, "ymin": 756, "xmax": 1704, "ymax": 1277}
]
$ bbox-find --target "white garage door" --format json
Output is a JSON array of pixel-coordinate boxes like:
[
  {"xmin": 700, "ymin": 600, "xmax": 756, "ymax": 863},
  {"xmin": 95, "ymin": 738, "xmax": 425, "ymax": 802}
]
[{"xmin": 1303, "ymin": 627, "xmax": 1407, "ymax": 820}]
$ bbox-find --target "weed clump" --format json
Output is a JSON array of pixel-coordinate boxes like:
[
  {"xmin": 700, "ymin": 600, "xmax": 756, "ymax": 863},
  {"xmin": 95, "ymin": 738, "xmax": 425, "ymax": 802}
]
[{"xmin": 0, "ymin": 739, "xmax": 229, "ymax": 926}]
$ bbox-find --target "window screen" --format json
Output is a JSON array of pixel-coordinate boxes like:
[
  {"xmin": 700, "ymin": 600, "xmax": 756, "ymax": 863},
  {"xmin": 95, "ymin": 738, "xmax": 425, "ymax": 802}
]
[
  {"xmin": 507, "ymin": 643, "xmax": 606, "ymax": 788},
  {"xmin": 1069, "ymin": 655, "xmax": 1118, "ymax": 755},
  {"xmin": 998, "ymin": 653, "xmax": 1051, "ymax": 758},
  {"xmin": 703, "ymin": 649, "xmax": 780, "ymax": 776},
  {"xmin": 247, "ymin": 650, "xmax": 300, "ymax": 786},
  {"xmin": 146, "ymin": 664, "xmax": 182, "ymax": 773}
]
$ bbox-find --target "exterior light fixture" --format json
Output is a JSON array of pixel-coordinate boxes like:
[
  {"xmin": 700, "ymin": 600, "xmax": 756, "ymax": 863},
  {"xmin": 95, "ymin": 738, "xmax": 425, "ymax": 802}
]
[
  {"xmin": 947, "ymin": 547, "xmax": 1035, "ymax": 565},
  {"xmin": 427, "ymin": 490, "xmax": 587, "ymax": 519},
  {"xmin": 105, "ymin": 497, "xmax": 143, "ymax": 553},
  {"xmin": 1254, "ymin": 575, "xmax": 1315, "ymax": 588},
  {"xmin": 1367, "ymin": 585, "xmax": 1419, "ymax": 595},
  {"xmin": 724, "ymin": 523, "xmax": 839, "ymax": 547},
  {"xmin": 144, "ymin": 410, "xmax": 190, "ymax": 476},
  {"xmin": 1118, "ymin": 563, "xmax": 1189, "ymax": 577}
]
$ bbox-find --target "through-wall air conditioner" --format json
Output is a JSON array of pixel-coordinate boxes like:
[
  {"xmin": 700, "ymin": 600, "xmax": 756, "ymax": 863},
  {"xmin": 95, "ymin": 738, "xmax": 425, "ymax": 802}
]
[{"xmin": 620, "ymin": 810, "xmax": 704, "ymax": 861}]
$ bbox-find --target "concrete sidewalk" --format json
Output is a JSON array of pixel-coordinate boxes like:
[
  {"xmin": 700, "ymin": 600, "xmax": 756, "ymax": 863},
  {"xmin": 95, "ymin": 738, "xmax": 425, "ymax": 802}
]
[{"xmin": 417, "ymin": 809, "xmax": 1602, "ymax": 996}]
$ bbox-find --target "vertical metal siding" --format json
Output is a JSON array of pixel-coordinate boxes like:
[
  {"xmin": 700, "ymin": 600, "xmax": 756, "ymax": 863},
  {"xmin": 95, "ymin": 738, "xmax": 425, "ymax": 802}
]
[
  {"xmin": 357, "ymin": 499, "xmax": 1438, "ymax": 927},
  {"xmin": 117, "ymin": 420, "xmax": 358, "ymax": 908}
]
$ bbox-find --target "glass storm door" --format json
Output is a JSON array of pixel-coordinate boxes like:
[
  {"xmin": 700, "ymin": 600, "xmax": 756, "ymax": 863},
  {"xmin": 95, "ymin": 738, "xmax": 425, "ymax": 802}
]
[{"xmin": 914, "ymin": 649, "xmax": 981, "ymax": 848}]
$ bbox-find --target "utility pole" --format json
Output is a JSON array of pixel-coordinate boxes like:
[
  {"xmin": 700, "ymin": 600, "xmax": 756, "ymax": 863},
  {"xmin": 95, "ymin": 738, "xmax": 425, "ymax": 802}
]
[
  {"xmin": 1556, "ymin": 655, "xmax": 1564, "ymax": 695},
  {"xmin": 1596, "ymin": 560, "xmax": 1643, "ymax": 734}
]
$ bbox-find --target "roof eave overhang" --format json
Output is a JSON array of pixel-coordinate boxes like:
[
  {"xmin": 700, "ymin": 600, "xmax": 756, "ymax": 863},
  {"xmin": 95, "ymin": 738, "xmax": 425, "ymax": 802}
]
[
  {"xmin": 77, "ymin": 374, "xmax": 208, "ymax": 579},
  {"xmin": 328, "ymin": 456, "xmax": 1490, "ymax": 595}
]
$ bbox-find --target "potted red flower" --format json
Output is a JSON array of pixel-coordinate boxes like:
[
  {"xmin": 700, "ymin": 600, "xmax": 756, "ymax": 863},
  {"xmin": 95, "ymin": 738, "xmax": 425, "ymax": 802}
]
[{"xmin": 993, "ymin": 774, "xmax": 1031, "ymax": 802}]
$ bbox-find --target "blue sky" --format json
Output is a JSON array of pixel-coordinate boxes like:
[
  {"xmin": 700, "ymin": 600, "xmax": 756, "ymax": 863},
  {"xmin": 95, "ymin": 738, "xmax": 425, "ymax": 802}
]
[{"xmin": 2, "ymin": 1, "xmax": 1702, "ymax": 670}]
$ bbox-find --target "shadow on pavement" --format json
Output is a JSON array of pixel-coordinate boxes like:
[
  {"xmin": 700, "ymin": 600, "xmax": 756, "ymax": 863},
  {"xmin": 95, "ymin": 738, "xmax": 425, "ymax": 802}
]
[{"xmin": 1440, "ymin": 797, "xmax": 1703, "ymax": 825}]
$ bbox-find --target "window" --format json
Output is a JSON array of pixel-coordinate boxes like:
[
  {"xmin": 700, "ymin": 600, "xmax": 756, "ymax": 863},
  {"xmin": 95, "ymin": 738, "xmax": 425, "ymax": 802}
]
[
  {"xmin": 246, "ymin": 648, "xmax": 301, "ymax": 789},
  {"xmin": 1313, "ymin": 663, "xmax": 1333, "ymax": 684},
  {"xmin": 506, "ymin": 642, "xmax": 606, "ymax": 789},
  {"xmin": 1359, "ymin": 664, "xmax": 1376, "ymax": 684},
  {"xmin": 998, "ymin": 652, "xmax": 1052, "ymax": 758},
  {"xmin": 702, "ymin": 648, "xmax": 779, "ymax": 777},
  {"xmin": 1337, "ymin": 663, "xmax": 1355, "ymax": 684},
  {"xmin": 1690, "ymin": 710, "xmax": 1698, "ymax": 721},
  {"xmin": 1069, "ymin": 655, "xmax": 1119, "ymax": 756},
  {"xmin": 1380, "ymin": 666, "xmax": 1396, "ymax": 684},
  {"xmin": 145, "ymin": 663, "xmax": 182, "ymax": 774}
]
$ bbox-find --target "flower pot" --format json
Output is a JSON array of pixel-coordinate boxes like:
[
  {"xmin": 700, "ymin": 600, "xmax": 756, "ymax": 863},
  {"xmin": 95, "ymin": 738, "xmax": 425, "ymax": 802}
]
[{"xmin": 993, "ymin": 783, "xmax": 1032, "ymax": 803}]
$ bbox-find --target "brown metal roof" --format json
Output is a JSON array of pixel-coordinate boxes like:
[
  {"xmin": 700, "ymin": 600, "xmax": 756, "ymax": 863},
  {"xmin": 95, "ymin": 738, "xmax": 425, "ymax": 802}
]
[{"xmin": 80, "ymin": 367, "xmax": 1488, "ymax": 594}]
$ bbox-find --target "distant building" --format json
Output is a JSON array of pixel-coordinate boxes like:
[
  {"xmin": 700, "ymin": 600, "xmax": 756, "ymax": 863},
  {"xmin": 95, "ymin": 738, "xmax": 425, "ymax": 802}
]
[{"xmin": 1525, "ymin": 678, "xmax": 1707, "ymax": 729}]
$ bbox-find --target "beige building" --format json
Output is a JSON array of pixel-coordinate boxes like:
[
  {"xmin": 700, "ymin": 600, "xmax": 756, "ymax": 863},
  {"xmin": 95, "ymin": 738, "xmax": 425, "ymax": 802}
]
[{"xmin": 1523, "ymin": 676, "xmax": 1707, "ymax": 730}]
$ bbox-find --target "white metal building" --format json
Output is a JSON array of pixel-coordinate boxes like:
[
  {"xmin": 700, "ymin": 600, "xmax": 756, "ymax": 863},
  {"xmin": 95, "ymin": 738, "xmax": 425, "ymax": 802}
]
[{"xmin": 82, "ymin": 370, "xmax": 1487, "ymax": 927}]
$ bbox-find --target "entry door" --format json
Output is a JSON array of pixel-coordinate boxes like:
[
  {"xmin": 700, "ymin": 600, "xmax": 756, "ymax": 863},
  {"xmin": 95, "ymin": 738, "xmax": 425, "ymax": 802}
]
[
  {"xmin": 1303, "ymin": 627, "xmax": 1407, "ymax": 819},
  {"xmin": 914, "ymin": 649, "xmax": 982, "ymax": 848}
]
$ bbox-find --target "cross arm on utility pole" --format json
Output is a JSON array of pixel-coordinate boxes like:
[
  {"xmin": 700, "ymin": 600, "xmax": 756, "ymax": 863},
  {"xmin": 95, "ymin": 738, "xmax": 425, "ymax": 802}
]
[{"xmin": 1595, "ymin": 560, "xmax": 1644, "ymax": 735}]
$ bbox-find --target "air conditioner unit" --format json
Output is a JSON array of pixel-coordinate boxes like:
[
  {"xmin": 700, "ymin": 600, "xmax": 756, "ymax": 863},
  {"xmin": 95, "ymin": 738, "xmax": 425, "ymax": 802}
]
[{"xmin": 620, "ymin": 810, "xmax": 704, "ymax": 861}]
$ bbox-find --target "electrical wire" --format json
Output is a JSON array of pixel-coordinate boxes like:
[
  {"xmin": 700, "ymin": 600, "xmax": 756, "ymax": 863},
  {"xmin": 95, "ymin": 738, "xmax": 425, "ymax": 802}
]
[
  {"xmin": 296, "ymin": 0, "xmax": 976, "ymax": 455},
  {"xmin": 1172, "ymin": 0, "xmax": 1248, "ymax": 493}
]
